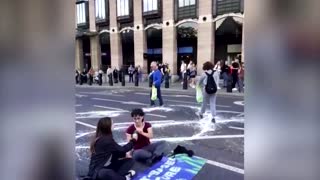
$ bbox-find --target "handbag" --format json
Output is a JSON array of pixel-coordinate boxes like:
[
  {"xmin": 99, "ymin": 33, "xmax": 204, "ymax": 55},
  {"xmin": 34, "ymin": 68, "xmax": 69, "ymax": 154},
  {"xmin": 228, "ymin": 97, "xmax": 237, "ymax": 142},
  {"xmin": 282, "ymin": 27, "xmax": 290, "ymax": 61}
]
[{"xmin": 151, "ymin": 86, "xmax": 157, "ymax": 101}]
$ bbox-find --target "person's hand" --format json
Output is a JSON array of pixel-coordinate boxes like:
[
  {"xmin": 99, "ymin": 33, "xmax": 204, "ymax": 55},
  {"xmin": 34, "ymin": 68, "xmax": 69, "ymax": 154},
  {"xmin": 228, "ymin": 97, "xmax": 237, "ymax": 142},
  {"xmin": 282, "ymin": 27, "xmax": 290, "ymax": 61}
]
[
  {"xmin": 136, "ymin": 128, "xmax": 143, "ymax": 134},
  {"xmin": 126, "ymin": 152, "xmax": 132, "ymax": 158}
]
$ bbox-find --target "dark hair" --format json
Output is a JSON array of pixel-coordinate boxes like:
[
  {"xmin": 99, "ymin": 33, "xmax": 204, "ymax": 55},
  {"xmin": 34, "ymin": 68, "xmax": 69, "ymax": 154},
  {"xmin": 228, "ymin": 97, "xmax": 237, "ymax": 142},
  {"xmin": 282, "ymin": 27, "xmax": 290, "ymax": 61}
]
[
  {"xmin": 90, "ymin": 117, "xmax": 113, "ymax": 154},
  {"xmin": 131, "ymin": 108, "xmax": 145, "ymax": 117},
  {"xmin": 202, "ymin": 61, "xmax": 214, "ymax": 71}
]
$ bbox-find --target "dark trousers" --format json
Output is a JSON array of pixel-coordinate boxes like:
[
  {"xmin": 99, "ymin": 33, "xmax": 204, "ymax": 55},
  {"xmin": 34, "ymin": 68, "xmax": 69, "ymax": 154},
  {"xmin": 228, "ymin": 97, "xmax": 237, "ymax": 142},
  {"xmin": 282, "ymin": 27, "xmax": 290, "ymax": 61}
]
[
  {"xmin": 150, "ymin": 86, "xmax": 163, "ymax": 106},
  {"xmin": 95, "ymin": 159, "xmax": 134, "ymax": 180},
  {"xmin": 88, "ymin": 75, "xmax": 93, "ymax": 85},
  {"xmin": 129, "ymin": 74, "xmax": 133, "ymax": 83},
  {"xmin": 232, "ymin": 74, "xmax": 238, "ymax": 89}
]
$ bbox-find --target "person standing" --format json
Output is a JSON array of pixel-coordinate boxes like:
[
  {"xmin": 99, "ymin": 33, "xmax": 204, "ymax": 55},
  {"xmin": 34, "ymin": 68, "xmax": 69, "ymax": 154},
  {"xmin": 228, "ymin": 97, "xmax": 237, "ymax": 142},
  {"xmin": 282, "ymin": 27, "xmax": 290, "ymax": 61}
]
[
  {"xmin": 87, "ymin": 117, "xmax": 136, "ymax": 180},
  {"xmin": 231, "ymin": 59, "xmax": 240, "ymax": 91},
  {"xmin": 98, "ymin": 68, "xmax": 103, "ymax": 86},
  {"xmin": 128, "ymin": 65, "xmax": 134, "ymax": 83},
  {"xmin": 88, "ymin": 67, "xmax": 94, "ymax": 85},
  {"xmin": 238, "ymin": 62, "xmax": 245, "ymax": 93},
  {"xmin": 180, "ymin": 60, "xmax": 187, "ymax": 83},
  {"xmin": 113, "ymin": 67, "xmax": 119, "ymax": 83},
  {"xmin": 220, "ymin": 60, "xmax": 230, "ymax": 88},
  {"xmin": 75, "ymin": 70, "xmax": 79, "ymax": 84},
  {"xmin": 213, "ymin": 61, "xmax": 221, "ymax": 89},
  {"xmin": 150, "ymin": 61, "xmax": 163, "ymax": 106},
  {"xmin": 137, "ymin": 65, "xmax": 142, "ymax": 82},
  {"xmin": 197, "ymin": 61, "xmax": 218, "ymax": 123}
]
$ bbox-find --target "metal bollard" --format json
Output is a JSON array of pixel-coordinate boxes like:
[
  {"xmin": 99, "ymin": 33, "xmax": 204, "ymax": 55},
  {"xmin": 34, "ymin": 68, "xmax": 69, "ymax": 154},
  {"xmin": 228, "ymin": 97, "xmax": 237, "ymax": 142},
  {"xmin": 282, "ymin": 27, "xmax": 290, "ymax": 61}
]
[
  {"xmin": 135, "ymin": 73, "xmax": 139, "ymax": 87},
  {"xmin": 164, "ymin": 74, "xmax": 169, "ymax": 88},
  {"xmin": 121, "ymin": 71, "xmax": 125, "ymax": 86},
  {"xmin": 183, "ymin": 72, "xmax": 188, "ymax": 90}
]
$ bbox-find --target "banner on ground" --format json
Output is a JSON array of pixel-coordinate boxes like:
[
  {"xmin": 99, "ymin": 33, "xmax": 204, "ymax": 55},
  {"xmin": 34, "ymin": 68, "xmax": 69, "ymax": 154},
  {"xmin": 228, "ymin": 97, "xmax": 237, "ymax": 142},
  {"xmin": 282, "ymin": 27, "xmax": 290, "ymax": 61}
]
[{"xmin": 133, "ymin": 154, "xmax": 206, "ymax": 180}]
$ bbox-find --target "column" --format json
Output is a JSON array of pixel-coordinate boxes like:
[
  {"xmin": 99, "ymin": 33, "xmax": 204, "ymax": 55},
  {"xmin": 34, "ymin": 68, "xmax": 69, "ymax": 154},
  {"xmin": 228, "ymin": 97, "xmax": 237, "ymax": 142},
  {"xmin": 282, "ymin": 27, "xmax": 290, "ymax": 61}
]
[
  {"xmin": 133, "ymin": 0, "xmax": 147, "ymax": 77},
  {"xmin": 75, "ymin": 38, "xmax": 84, "ymax": 71},
  {"xmin": 162, "ymin": 0, "xmax": 178, "ymax": 81},
  {"xmin": 88, "ymin": 0, "xmax": 96, "ymax": 32},
  {"xmin": 90, "ymin": 35, "xmax": 101, "ymax": 71},
  {"xmin": 197, "ymin": 0, "xmax": 215, "ymax": 75},
  {"xmin": 109, "ymin": 0, "xmax": 123, "ymax": 69}
]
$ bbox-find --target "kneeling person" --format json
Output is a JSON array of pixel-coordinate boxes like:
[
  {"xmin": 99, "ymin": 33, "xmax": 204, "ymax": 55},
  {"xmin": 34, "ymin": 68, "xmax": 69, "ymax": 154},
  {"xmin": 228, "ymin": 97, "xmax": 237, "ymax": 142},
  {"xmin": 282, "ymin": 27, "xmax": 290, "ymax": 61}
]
[{"xmin": 126, "ymin": 108, "xmax": 168, "ymax": 165}]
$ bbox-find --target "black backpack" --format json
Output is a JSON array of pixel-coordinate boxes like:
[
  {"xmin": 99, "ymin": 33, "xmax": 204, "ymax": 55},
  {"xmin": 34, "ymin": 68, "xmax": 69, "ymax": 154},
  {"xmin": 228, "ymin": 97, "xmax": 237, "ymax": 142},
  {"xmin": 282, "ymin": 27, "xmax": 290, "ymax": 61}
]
[{"xmin": 205, "ymin": 71, "xmax": 217, "ymax": 94}]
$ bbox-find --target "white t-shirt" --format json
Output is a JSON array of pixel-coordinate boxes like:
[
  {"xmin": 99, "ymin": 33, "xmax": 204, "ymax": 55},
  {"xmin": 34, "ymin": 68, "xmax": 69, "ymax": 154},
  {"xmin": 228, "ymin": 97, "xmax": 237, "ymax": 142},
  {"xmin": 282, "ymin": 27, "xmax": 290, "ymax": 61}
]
[{"xmin": 180, "ymin": 63, "xmax": 186, "ymax": 73}]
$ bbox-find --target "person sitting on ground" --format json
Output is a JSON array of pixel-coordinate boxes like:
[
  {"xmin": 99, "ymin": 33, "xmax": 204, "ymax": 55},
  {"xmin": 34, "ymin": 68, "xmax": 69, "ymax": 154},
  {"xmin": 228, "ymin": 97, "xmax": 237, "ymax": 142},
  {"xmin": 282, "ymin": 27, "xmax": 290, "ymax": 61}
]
[
  {"xmin": 126, "ymin": 108, "xmax": 169, "ymax": 166},
  {"xmin": 87, "ymin": 117, "xmax": 136, "ymax": 180}
]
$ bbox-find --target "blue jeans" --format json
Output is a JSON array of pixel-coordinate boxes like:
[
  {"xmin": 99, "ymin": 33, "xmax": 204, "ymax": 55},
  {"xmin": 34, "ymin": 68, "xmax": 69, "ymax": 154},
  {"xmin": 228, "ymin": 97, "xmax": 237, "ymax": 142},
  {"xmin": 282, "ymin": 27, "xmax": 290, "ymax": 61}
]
[
  {"xmin": 150, "ymin": 86, "xmax": 163, "ymax": 106},
  {"xmin": 132, "ymin": 141, "xmax": 169, "ymax": 162},
  {"xmin": 222, "ymin": 72, "xmax": 228, "ymax": 87}
]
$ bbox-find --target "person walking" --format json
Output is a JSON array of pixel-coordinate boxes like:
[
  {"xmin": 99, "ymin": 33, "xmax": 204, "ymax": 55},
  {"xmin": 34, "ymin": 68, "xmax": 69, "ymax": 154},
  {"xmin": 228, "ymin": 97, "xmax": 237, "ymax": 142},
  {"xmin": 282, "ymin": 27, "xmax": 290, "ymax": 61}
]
[
  {"xmin": 137, "ymin": 65, "xmax": 142, "ymax": 82},
  {"xmin": 150, "ymin": 61, "xmax": 163, "ymax": 106},
  {"xmin": 197, "ymin": 61, "xmax": 218, "ymax": 123},
  {"xmin": 98, "ymin": 68, "xmax": 103, "ymax": 86},
  {"xmin": 189, "ymin": 63, "xmax": 196, "ymax": 88},
  {"xmin": 213, "ymin": 61, "xmax": 221, "ymax": 89},
  {"xmin": 113, "ymin": 67, "xmax": 119, "ymax": 83},
  {"xmin": 88, "ymin": 67, "xmax": 94, "ymax": 85},
  {"xmin": 87, "ymin": 117, "xmax": 136, "ymax": 180},
  {"xmin": 75, "ymin": 70, "xmax": 80, "ymax": 84},
  {"xmin": 128, "ymin": 65, "xmax": 134, "ymax": 83}
]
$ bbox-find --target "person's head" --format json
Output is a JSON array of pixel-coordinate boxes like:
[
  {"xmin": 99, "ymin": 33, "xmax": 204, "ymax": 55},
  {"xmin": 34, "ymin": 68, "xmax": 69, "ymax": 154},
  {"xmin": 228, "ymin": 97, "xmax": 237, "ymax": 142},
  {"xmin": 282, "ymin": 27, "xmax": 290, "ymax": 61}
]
[
  {"xmin": 181, "ymin": 60, "xmax": 184, "ymax": 64},
  {"xmin": 131, "ymin": 108, "xmax": 145, "ymax": 125},
  {"xmin": 216, "ymin": 61, "xmax": 221, "ymax": 65},
  {"xmin": 90, "ymin": 117, "xmax": 113, "ymax": 153},
  {"xmin": 235, "ymin": 59, "xmax": 239, "ymax": 63},
  {"xmin": 150, "ymin": 61, "xmax": 158, "ymax": 71},
  {"xmin": 202, "ymin": 61, "xmax": 214, "ymax": 71}
]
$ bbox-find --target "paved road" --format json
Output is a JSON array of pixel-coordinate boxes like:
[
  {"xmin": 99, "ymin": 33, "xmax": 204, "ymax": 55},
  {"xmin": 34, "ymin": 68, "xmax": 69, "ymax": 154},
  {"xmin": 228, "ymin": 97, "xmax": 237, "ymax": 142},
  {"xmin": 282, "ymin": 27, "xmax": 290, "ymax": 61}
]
[{"xmin": 75, "ymin": 86, "xmax": 244, "ymax": 180}]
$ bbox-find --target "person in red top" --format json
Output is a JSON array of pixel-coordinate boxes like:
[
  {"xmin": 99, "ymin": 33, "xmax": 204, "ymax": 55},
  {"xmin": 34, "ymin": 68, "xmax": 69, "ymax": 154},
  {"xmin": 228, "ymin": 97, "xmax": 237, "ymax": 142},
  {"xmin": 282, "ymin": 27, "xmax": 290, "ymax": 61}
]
[{"xmin": 126, "ymin": 108, "xmax": 169, "ymax": 165}]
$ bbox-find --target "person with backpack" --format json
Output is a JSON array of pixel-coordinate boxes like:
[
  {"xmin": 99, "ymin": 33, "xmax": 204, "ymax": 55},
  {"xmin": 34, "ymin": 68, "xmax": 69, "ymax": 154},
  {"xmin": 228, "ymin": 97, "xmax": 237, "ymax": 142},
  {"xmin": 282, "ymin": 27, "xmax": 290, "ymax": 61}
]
[
  {"xmin": 87, "ymin": 117, "xmax": 136, "ymax": 180},
  {"xmin": 197, "ymin": 61, "xmax": 218, "ymax": 123}
]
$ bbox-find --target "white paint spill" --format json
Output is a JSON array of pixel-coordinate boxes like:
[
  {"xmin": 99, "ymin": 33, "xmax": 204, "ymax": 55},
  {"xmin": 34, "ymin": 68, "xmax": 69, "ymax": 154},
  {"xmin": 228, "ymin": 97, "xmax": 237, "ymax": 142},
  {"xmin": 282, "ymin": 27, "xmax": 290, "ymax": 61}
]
[
  {"xmin": 76, "ymin": 121, "xmax": 96, "ymax": 129},
  {"xmin": 146, "ymin": 113, "xmax": 167, "ymax": 118},
  {"xmin": 234, "ymin": 101, "xmax": 244, "ymax": 106},
  {"xmin": 92, "ymin": 98, "xmax": 148, "ymax": 106},
  {"xmin": 75, "ymin": 104, "xmax": 82, "ymax": 107},
  {"xmin": 229, "ymin": 126, "xmax": 244, "ymax": 131},
  {"xmin": 76, "ymin": 110, "xmax": 123, "ymax": 119},
  {"xmin": 142, "ymin": 107, "xmax": 174, "ymax": 112},
  {"xmin": 75, "ymin": 94, "xmax": 87, "ymax": 98},
  {"xmin": 93, "ymin": 105, "xmax": 129, "ymax": 112},
  {"xmin": 135, "ymin": 92, "xmax": 194, "ymax": 98},
  {"xmin": 79, "ymin": 92, "xmax": 124, "ymax": 97}
]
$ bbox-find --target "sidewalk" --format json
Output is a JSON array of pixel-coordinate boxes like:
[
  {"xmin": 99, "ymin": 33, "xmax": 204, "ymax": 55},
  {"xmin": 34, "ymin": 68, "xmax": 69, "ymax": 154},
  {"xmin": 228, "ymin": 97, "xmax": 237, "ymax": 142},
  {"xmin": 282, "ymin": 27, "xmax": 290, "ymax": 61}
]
[{"xmin": 76, "ymin": 81, "xmax": 244, "ymax": 97}]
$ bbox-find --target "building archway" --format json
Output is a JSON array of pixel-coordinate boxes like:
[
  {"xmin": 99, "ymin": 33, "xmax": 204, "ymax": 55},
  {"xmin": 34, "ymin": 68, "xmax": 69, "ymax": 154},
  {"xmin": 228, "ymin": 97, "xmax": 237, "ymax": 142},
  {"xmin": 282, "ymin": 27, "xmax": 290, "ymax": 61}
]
[
  {"xmin": 120, "ymin": 28, "xmax": 135, "ymax": 69},
  {"xmin": 146, "ymin": 27, "xmax": 162, "ymax": 73},
  {"xmin": 213, "ymin": 13, "xmax": 244, "ymax": 64},
  {"xmin": 176, "ymin": 22, "xmax": 198, "ymax": 74},
  {"xmin": 99, "ymin": 32, "xmax": 111, "ymax": 72}
]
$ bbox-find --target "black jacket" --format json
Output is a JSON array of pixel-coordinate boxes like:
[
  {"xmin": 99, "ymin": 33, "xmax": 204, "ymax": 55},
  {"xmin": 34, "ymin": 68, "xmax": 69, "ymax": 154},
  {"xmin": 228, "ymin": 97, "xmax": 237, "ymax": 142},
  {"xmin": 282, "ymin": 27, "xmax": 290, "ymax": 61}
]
[{"xmin": 87, "ymin": 135, "xmax": 134, "ymax": 177}]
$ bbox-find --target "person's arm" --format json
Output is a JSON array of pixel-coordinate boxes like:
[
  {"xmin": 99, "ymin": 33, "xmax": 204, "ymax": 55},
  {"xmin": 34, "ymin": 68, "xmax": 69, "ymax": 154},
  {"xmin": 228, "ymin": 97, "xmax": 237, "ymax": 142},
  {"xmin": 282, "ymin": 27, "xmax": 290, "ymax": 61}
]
[
  {"xmin": 197, "ymin": 73, "xmax": 206, "ymax": 87},
  {"xmin": 136, "ymin": 127, "xmax": 153, "ymax": 139},
  {"xmin": 111, "ymin": 138, "xmax": 135, "ymax": 154}
]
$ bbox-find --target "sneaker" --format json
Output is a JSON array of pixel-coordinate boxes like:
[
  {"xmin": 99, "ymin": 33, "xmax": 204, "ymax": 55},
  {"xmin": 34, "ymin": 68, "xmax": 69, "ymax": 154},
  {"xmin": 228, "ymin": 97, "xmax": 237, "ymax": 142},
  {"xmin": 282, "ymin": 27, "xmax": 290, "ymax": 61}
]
[
  {"xmin": 217, "ymin": 87, "xmax": 221, "ymax": 90},
  {"xmin": 232, "ymin": 88, "xmax": 237, "ymax": 91},
  {"xmin": 125, "ymin": 170, "xmax": 136, "ymax": 180}
]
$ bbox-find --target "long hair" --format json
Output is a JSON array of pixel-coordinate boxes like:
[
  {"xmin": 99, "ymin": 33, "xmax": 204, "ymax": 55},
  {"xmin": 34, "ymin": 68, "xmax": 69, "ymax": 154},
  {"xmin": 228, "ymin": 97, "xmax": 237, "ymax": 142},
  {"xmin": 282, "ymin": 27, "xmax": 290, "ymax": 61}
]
[{"xmin": 90, "ymin": 117, "xmax": 113, "ymax": 154}]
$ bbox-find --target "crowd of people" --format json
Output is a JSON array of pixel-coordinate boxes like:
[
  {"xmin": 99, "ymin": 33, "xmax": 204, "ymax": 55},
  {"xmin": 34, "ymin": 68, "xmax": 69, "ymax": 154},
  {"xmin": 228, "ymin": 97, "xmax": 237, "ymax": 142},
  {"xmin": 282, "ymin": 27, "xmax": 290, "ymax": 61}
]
[
  {"xmin": 75, "ymin": 65, "xmax": 146, "ymax": 86},
  {"xmin": 87, "ymin": 109, "xmax": 170, "ymax": 180},
  {"xmin": 179, "ymin": 59, "xmax": 244, "ymax": 92}
]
